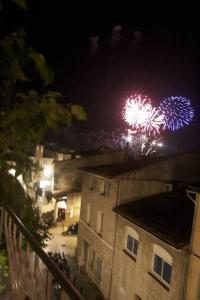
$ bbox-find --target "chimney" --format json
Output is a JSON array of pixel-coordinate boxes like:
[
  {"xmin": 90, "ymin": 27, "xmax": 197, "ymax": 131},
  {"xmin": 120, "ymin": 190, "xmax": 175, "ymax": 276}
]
[{"xmin": 35, "ymin": 144, "xmax": 44, "ymax": 161}]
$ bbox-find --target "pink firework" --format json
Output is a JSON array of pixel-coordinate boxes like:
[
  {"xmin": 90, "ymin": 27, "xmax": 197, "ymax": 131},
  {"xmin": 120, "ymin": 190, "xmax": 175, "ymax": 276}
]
[
  {"xmin": 144, "ymin": 106, "xmax": 165, "ymax": 136},
  {"xmin": 123, "ymin": 94, "xmax": 164, "ymax": 136}
]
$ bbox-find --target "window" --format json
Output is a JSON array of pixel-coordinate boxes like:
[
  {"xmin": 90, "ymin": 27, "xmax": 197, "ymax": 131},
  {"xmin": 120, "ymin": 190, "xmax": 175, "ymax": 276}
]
[
  {"xmin": 104, "ymin": 181, "xmax": 110, "ymax": 197},
  {"xmin": 83, "ymin": 239, "xmax": 89, "ymax": 269},
  {"xmin": 97, "ymin": 211, "xmax": 103, "ymax": 236},
  {"xmin": 152, "ymin": 244, "xmax": 172, "ymax": 285},
  {"xmin": 90, "ymin": 177, "xmax": 108, "ymax": 195},
  {"xmin": 90, "ymin": 177, "xmax": 100, "ymax": 192},
  {"xmin": 127, "ymin": 234, "xmax": 138, "ymax": 255},
  {"xmin": 86, "ymin": 203, "xmax": 91, "ymax": 224},
  {"xmin": 93, "ymin": 254, "xmax": 102, "ymax": 285},
  {"xmin": 124, "ymin": 227, "xmax": 139, "ymax": 257}
]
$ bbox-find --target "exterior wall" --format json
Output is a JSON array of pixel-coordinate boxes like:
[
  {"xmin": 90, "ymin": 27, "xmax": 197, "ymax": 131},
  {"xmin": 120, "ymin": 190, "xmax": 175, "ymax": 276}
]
[
  {"xmin": 65, "ymin": 192, "xmax": 81, "ymax": 226},
  {"xmin": 127, "ymin": 151, "xmax": 200, "ymax": 182},
  {"xmin": 186, "ymin": 192, "xmax": 200, "ymax": 300},
  {"xmin": 119, "ymin": 151, "xmax": 200, "ymax": 204},
  {"xmin": 76, "ymin": 151, "xmax": 200, "ymax": 299},
  {"xmin": 185, "ymin": 255, "xmax": 200, "ymax": 300},
  {"xmin": 120, "ymin": 179, "xmax": 168, "ymax": 204},
  {"xmin": 78, "ymin": 223, "xmax": 113, "ymax": 298},
  {"xmin": 110, "ymin": 216, "xmax": 187, "ymax": 300},
  {"xmin": 54, "ymin": 150, "xmax": 127, "ymax": 191},
  {"xmin": 77, "ymin": 174, "xmax": 119, "ymax": 298}
]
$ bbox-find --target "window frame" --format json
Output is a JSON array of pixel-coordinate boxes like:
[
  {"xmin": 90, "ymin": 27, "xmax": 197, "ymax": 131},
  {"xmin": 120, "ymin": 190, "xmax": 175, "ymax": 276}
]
[
  {"xmin": 152, "ymin": 244, "xmax": 173, "ymax": 285},
  {"xmin": 124, "ymin": 226, "xmax": 139, "ymax": 258},
  {"xmin": 93, "ymin": 253, "xmax": 103, "ymax": 285},
  {"xmin": 82, "ymin": 238, "xmax": 90, "ymax": 270},
  {"xmin": 86, "ymin": 202, "xmax": 91, "ymax": 225},
  {"xmin": 96, "ymin": 211, "xmax": 104, "ymax": 236},
  {"xmin": 104, "ymin": 180, "xmax": 110, "ymax": 197}
]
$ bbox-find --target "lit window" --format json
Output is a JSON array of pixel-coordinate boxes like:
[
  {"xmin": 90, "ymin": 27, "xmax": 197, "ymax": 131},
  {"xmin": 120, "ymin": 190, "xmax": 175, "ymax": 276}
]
[
  {"xmin": 43, "ymin": 165, "xmax": 52, "ymax": 177},
  {"xmin": 39, "ymin": 180, "xmax": 51, "ymax": 188},
  {"xmin": 8, "ymin": 168, "xmax": 16, "ymax": 176},
  {"xmin": 152, "ymin": 244, "xmax": 172, "ymax": 284}
]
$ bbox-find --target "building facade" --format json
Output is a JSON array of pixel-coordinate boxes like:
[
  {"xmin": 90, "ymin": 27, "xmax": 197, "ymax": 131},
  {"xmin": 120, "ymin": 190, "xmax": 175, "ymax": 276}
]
[
  {"xmin": 77, "ymin": 151, "xmax": 200, "ymax": 299},
  {"xmin": 185, "ymin": 186, "xmax": 200, "ymax": 300}
]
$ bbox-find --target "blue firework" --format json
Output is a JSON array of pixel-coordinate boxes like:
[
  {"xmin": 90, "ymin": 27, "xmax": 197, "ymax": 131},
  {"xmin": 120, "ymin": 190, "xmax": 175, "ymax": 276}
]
[{"xmin": 159, "ymin": 96, "xmax": 194, "ymax": 131}]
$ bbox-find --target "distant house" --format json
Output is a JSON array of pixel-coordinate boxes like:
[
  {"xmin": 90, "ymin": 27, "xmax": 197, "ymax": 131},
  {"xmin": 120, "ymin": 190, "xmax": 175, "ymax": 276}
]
[
  {"xmin": 53, "ymin": 149, "xmax": 128, "ymax": 226},
  {"xmin": 76, "ymin": 150, "xmax": 200, "ymax": 299}
]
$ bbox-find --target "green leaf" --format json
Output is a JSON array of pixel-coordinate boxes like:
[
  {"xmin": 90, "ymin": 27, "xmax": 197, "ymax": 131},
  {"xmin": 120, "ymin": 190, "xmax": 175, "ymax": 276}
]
[
  {"xmin": 71, "ymin": 104, "xmax": 87, "ymax": 121},
  {"xmin": 29, "ymin": 49, "xmax": 54, "ymax": 86},
  {"xmin": 28, "ymin": 90, "xmax": 38, "ymax": 97},
  {"xmin": 45, "ymin": 91, "xmax": 62, "ymax": 98},
  {"xmin": 13, "ymin": 0, "xmax": 27, "ymax": 11},
  {"xmin": 16, "ymin": 92, "xmax": 28, "ymax": 100},
  {"xmin": 11, "ymin": 60, "xmax": 28, "ymax": 82}
]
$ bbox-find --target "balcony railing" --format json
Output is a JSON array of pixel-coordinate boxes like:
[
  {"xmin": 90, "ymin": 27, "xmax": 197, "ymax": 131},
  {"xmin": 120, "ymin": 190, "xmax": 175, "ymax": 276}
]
[{"xmin": 0, "ymin": 206, "xmax": 85, "ymax": 300}]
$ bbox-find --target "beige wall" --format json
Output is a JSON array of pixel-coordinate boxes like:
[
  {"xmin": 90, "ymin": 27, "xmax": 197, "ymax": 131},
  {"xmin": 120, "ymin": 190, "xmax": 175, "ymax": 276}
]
[
  {"xmin": 77, "ymin": 174, "xmax": 119, "ymax": 298},
  {"xmin": 186, "ymin": 192, "xmax": 200, "ymax": 300},
  {"xmin": 80, "ymin": 174, "xmax": 119, "ymax": 246},
  {"xmin": 76, "ymin": 151, "xmax": 200, "ymax": 299},
  {"xmin": 65, "ymin": 192, "xmax": 81, "ymax": 226},
  {"xmin": 118, "ymin": 151, "xmax": 200, "ymax": 204},
  {"xmin": 54, "ymin": 149, "xmax": 127, "ymax": 191},
  {"xmin": 186, "ymin": 255, "xmax": 200, "ymax": 300},
  {"xmin": 119, "ymin": 179, "xmax": 168, "ymax": 204},
  {"xmin": 78, "ymin": 222, "xmax": 113, "ymax": 298},
  {"xmin": 111, "ymin": 216, "xmax": 187, "ymax": 300},
  {"xmin": 122, "ymin": 151, "xmax": 200, "ymax": 182}
]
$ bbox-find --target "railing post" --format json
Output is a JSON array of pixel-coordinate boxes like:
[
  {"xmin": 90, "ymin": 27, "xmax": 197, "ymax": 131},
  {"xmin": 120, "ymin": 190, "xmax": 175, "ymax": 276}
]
[
  {"xmin": 1, "ymin": 206, "xmax": 85, "ymax": 300},
  {"xmin": 0, "ymin": 207, "xmax": 4, "ymax": 245}
]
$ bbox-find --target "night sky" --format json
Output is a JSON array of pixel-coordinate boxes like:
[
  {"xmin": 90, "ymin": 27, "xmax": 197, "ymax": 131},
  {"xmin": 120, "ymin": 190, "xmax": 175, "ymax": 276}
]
[{"xmin": 3, "ymin": 2, "xmax": 200, "ymax": 151}]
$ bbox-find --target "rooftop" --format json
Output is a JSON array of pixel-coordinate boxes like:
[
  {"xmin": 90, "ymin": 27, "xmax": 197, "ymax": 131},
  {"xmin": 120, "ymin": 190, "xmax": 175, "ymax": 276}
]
[
  {"xmin": 113, "ymin": 190, "xmax": 194, "ymax": 248},
  {"xmin": 79, "ymin": 156, "xmax": 167, "ymax": 178}
]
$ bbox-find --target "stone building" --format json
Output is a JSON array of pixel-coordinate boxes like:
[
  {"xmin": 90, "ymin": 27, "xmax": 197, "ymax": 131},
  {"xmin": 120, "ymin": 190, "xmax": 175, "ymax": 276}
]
[
  {"xmin": 112, "ymin": 190, "xmax": 193, "ymax": 300},
  {"xmin": 76, "ymin": 150, "xmax": 200, "ymax": 299},
  {"xmin": 53, "ymin": 149, "xmax": 127, "ymax": 226}
]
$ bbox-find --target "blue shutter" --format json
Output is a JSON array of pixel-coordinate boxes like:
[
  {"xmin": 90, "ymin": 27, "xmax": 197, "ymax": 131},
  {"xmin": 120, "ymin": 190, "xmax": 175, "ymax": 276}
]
[
  {"xmin": 133, "ymin": 239, "xmax": 138, "ymax": 255},
  {"xmin": 127, "ymin": 235, "xmax": 133, "ymax": 251},
  {"xmin": 163, "ymin": 261, "xmax": 172, "ymax": 283},
  {"xmin": 154, "ymin": 255, "xmax": 162, "ymax": 276}
]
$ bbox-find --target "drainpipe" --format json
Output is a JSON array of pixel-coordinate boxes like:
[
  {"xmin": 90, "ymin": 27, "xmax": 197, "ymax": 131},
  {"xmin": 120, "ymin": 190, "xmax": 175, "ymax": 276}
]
[
  {"xmin": 181, "ymin": 189, "xmax": 197, "ymax": 300},
  {"xmin": 108, "ymin": 178, "xmax": 121, "ymax": 300}
]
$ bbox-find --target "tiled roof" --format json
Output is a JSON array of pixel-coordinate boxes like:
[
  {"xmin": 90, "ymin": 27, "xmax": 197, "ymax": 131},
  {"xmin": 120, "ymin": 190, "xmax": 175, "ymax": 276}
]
[{"xmin": 113, "ymin": 190, "xmax": 194, "ymax": 248}]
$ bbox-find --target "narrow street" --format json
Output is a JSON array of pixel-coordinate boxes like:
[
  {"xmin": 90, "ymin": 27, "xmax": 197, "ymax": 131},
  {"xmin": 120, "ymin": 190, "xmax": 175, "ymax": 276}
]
[{"xmin": 45, "ymin": 225, "xmax": 77, "ymax": 257}]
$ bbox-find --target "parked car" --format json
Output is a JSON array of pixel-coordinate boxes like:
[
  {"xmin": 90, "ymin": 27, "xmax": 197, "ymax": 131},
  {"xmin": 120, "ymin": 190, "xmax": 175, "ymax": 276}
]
[{"xmin": 62, "ymin": 222, "xmax": 79, "ymax": 236}]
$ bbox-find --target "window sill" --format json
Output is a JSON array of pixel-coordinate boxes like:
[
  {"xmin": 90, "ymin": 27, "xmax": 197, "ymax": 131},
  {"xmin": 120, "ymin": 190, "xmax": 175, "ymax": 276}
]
[
  {"xmin": 123, "ymin": 249, "xmax": 136, "ymax": 262},
  {"xmin": 148, "ymin": 272, "xmax": 170, "ymax": 291},
  {"xmin": 97, "ymin": 233, "xmax": 102, "ymax": 238}
]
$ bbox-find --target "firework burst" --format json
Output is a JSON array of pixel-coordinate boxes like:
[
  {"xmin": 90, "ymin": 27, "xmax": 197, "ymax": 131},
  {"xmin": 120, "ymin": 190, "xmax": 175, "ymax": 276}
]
[
  {"xmin": 123, "ymin": 94, "xmax": 164, "ymax": 136},
  {"xmin": 159, "ymin": 96, "xmax": 194, "ymax": 131}
]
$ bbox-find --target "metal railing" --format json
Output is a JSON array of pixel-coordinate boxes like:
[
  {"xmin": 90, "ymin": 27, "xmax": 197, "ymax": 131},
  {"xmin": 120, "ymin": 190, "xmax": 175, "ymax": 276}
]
[{"xmin": 0, "ymin": 206, "xmax": 85, "ymax": 300}]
